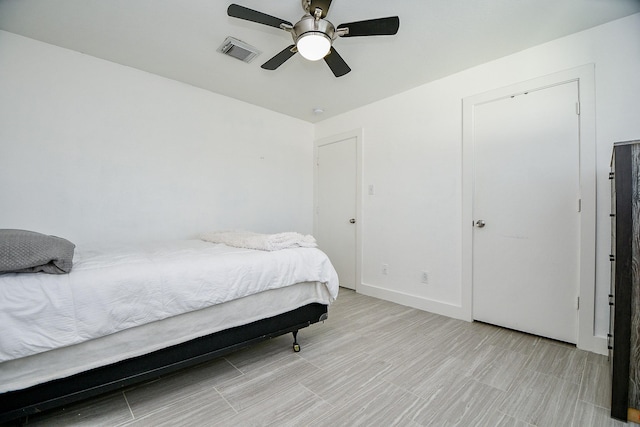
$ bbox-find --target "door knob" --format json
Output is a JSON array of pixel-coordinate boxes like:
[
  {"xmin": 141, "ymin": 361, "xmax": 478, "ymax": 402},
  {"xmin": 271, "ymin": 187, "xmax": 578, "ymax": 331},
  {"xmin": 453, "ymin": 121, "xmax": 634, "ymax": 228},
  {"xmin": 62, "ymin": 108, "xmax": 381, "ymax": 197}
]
[
  {"xmin": 349, "ymin": 218, "xmax": 356, "ymax": 224},
  {"xmin": 475, "ymin": 220, "xmax": 486, "ymax": 228}
]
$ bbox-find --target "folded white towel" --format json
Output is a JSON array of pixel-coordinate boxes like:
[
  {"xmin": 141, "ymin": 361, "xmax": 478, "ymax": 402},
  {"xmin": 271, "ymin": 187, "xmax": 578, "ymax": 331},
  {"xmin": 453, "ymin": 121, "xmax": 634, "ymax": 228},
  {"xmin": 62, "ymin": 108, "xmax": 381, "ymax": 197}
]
[{"xmin": 200, "ymin": 230, "xmax": 317, "ymax": 251}]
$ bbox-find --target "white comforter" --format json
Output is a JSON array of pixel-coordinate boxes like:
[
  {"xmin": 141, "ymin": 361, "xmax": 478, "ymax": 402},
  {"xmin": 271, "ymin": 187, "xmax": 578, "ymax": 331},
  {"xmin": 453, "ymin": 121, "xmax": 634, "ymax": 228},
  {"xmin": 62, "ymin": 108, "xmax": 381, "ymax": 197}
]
[{"xmin": 0, "ymin": 240, "xmax": 339, "ymax": 362}]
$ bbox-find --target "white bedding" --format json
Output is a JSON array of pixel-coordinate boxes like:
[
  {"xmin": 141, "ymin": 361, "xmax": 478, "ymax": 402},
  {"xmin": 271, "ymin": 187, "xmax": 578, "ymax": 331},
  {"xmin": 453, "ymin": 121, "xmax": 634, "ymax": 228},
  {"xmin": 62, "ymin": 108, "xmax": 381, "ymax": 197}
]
[
  {"xmin": 200, "ymin": 230, "xmax": 317, "ymax": 251},
  {"xmin": 0, "ymin": 240, "xmax": 339, "ymax": 363},
  {"xmin": 0, "ymin": 281, "xmax": 332, "ymax": 393}
]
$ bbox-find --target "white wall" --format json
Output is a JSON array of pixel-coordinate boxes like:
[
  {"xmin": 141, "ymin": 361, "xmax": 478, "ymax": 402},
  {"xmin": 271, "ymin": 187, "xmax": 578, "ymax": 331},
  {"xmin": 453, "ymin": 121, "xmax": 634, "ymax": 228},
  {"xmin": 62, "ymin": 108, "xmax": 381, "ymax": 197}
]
[
  {"xmin": 0, "ymin": 31, "xmax": 314, "ymax": 246},
  {"xmin": 314, "ymin": 14, "xmax": 640, "ymax": 347}
]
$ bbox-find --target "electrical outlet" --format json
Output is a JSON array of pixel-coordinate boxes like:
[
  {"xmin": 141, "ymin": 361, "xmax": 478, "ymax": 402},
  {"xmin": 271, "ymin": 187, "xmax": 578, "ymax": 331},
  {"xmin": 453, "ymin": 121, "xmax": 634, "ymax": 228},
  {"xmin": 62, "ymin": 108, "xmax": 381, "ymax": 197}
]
[
  {"xmin": 421, "ymin": 271, "xmax": 429, "ymax": 284},
  {"xmin": 382, "ymin": 264, "xmax": 389, "ymax": 275}
]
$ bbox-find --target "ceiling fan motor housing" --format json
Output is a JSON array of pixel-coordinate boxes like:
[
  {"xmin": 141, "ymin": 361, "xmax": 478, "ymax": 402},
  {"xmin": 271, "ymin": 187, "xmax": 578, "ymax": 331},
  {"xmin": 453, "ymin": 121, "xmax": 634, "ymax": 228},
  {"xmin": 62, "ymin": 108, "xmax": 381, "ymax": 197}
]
[
  {"xmin": 291, "ymin": 14, "xmax": 335, "ymax": 42},
  {"xmin": 290, "ymin": 14, "xmax": 335, "ymax": 60}
]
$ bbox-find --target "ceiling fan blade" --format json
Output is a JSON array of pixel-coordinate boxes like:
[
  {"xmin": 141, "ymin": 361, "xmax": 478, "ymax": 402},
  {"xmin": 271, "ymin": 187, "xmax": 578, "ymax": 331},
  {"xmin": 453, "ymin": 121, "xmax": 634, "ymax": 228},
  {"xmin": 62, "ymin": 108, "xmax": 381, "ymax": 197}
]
[
  {"xmin": 309, "ymin": 0, "xmax": 332, "ymax": 18},
  {"xmin": 261, "ymin": 45, "xmax": 297, "ymax": 70},
  {"xmin": 337, "ymin": 16, "xmax": 400, "ymax": 37},
  {"xmin": 227, "ymin": 4, "xmax": 292, "ymax": 29},
  {"xmin": 324, "ymin": 47, "xmax": 351, "ymax": 77}
]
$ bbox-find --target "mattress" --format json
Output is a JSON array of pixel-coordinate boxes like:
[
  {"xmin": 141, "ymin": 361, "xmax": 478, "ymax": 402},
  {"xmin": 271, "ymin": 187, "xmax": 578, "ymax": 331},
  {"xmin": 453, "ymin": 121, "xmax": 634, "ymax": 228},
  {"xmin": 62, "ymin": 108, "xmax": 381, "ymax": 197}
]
[
  {"xmin": 0, "ymin": 281, "xmax": 332, "ymax": 393},
  {"xmin": 0, "ymin": 239, "xmax": 339, "ymax": 392},
  {"xmin": 0, "ymin": 239, "xmax": 339, "ymax": 363}
]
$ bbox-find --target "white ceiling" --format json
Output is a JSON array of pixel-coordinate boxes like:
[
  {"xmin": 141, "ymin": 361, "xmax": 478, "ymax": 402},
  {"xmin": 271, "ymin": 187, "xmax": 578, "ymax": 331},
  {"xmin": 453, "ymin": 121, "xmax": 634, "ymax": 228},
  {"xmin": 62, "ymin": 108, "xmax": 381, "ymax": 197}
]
[{"xmin": 1, "ymin": 0, "xmax": 639, "ymax": 123}]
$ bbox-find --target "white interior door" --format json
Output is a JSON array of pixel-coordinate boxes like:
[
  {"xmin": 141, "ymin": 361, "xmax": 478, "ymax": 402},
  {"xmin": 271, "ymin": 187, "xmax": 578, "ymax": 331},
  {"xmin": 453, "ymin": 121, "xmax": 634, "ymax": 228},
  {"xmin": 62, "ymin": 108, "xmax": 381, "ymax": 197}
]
[
  {"xmin": 472, "ymin": 81, "xmax": 580, "ymax": 343},
  {"xmin": 316, "ymin": 137, "xmax": 357, "ymax": 289}
]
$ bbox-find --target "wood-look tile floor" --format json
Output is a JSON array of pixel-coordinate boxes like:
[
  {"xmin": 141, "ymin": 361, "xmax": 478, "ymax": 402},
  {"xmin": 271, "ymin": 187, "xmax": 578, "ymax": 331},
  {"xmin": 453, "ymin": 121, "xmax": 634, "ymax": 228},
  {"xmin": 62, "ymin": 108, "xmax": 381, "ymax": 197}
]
[{"xmin": 15, "ymin": 289, "xmax": 631, "ymax": 426}]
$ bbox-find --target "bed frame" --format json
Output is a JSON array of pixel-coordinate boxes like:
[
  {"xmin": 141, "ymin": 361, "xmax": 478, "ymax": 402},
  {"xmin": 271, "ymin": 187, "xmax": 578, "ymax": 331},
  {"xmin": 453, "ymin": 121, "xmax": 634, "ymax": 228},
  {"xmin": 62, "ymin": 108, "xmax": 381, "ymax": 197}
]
[{"xmin": 0, "ymin": 303, "xmax": 328, "ymax": 424}]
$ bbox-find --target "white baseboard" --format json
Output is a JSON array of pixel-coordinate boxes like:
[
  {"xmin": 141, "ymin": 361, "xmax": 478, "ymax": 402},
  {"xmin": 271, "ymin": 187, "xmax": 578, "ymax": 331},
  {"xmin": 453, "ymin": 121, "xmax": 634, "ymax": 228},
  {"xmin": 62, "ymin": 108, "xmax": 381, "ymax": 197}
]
[
  {"xmin": 579, "ymin": 335, "xmax": 608, "ymax": 356},
  {"xmin": 357, "ymin": 283, "xmax": 469, "ymax": 321}
]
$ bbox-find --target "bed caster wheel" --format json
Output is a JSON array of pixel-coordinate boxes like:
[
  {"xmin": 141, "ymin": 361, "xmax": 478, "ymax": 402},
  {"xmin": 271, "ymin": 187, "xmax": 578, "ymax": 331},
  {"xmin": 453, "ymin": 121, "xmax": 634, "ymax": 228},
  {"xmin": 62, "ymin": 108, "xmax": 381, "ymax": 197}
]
[{"xmin": 292, "ymin": 330, "xmax": 300, "ymax": 352}]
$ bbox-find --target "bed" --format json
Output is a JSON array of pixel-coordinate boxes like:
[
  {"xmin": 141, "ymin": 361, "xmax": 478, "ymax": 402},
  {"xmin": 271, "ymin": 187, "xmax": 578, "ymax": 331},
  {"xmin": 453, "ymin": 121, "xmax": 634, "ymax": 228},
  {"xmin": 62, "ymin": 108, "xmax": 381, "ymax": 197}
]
[{"xmin": 0, "ymin": 231, "xmax": 339, "ymax": 423}]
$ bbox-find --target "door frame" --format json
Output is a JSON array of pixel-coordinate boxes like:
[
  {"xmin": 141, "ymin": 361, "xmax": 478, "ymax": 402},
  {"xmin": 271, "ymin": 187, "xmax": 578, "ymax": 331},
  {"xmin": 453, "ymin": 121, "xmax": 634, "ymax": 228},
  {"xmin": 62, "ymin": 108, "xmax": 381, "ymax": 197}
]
[
  {"xmin": 461, "ymin": 65, "xmax": 599, "ymax": 353},
  {"xmin": 314, "ymin": 129, "xmax": 363, "ymax": 291}
]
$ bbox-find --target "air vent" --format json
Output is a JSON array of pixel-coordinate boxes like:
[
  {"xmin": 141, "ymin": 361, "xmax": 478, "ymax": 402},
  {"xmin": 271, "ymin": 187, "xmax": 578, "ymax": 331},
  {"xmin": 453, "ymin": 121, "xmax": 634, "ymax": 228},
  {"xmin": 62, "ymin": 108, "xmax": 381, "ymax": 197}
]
[{"xmin": 217, "ymin": 37, "xmax": 261, "ymax": 63}]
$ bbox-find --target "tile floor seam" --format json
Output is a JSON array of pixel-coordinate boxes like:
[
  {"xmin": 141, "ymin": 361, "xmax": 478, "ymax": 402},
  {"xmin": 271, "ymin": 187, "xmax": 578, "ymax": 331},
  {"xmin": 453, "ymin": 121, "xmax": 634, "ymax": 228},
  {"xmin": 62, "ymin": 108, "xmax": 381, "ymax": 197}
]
[
  {"xmin": 382, "ymin": 376, "xmax": 425, "ymax": 401},
  {"xmin": 576, "ymin": 356, "xmax": 590, "ymax": 405},
  {"xmin": 214, "ymin": 386, "xmax": 240, "ymax": 415},
  {"xmin": 578, "ymin": 397, "xmax": 613, "ymax": 411},
  {"xmin": 224, "ymin": 350, "xmax": 292, "ymax": 376},
  {"xmin": 251, "ymin": 352, "xmax": 306, "ymax": 374},
  {"xmin": 496, "ymin": 408, "xmax": 536, "ymax": 427},
  {"xmin": 123, "ymin": 384, "xmax": 224, "ymax": 421},
  {"xmin": 294, "ymin": 380, "xmax": 340, "ymax": 425},
  {"xmin": 222, "ymin": 356, "xmax": 241, "ymax": 372},
  {"xmin": 519, "ymin": 339, "xmax": 540, "ymax": 372},
  {"xmin": 297, "ymin": 353, "xmax": 331, "ymax": 372},
  {"xmin": 569, "ymin": 389, "xmax": 582, "ymax": 427},
  {"xmin": 210, "ymin": 369, "xmax": 246, "ymax": 390},
  {"xmin": 502, "ymin": 360, "xmax": 532, "ymax": 393},
  {"xmin": 296, "ymin": 381, "xmax": 335, "ymax": 408},
  {"xmin": 122, "ymin": 390, "xmax": 135, "ymax": 421},
  {"xmin": 525, "ymin": 350, "xmax": 587, "ymax": 385}
]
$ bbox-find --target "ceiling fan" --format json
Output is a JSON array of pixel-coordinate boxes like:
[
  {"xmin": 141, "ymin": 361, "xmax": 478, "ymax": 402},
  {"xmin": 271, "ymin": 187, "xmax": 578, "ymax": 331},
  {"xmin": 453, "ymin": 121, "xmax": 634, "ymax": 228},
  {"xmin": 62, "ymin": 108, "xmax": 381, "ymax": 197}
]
[{"xmin": 227, "ymin": 0, "xmax": 400, "ymax": 77}]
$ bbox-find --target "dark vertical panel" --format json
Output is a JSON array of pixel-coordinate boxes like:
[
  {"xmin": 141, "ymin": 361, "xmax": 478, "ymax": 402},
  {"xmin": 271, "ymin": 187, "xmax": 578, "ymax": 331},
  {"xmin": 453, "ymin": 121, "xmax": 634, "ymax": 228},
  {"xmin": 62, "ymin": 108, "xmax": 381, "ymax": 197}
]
[
  {"xmin": 612, "ymin": 143, "xmax": 633, "ymax": 421},
  {"xmin": 629, "ymin": 145, "xmax": 640, "ymax": 409}
]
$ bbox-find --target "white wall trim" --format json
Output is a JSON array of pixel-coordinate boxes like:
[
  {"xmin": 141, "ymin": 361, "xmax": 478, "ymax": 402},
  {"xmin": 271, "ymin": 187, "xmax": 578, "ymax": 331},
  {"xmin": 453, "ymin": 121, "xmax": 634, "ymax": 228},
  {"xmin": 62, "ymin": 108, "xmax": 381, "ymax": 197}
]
[
  {"xmin": 314, "ymin": 128, "xmax": 363, "ymax": 292},
  {"xmin": 462, "ymin": 64, "xmax": 604, "ymax": 354},
  {"xmin": 358, "ymin": 283, "xmax": 467, "ymax": 320}
]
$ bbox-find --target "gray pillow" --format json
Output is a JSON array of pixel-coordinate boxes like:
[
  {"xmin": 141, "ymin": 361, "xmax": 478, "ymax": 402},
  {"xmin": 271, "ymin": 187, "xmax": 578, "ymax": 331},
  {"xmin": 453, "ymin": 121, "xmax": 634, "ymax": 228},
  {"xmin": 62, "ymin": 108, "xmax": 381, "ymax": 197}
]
[{"xmin": 0, "ymin": 229, "xmax": 75, "ymax": 274}]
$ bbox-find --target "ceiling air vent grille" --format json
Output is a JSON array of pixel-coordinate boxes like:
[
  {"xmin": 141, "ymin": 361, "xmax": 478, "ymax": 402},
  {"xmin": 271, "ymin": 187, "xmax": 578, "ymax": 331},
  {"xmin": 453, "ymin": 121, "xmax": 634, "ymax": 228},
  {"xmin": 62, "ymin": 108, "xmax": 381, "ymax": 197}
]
[{"xmin": 217, "ymin": 37, "xmax": 261, "ymax": 63}]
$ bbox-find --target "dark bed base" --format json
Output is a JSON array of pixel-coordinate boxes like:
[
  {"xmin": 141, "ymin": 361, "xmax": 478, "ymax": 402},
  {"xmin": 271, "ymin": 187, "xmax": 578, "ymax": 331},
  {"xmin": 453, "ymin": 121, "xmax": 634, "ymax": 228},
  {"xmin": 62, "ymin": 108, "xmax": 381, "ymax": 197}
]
[{"xmin": 0, "ymin": 303, "xmax": 328, "ymax": 424}]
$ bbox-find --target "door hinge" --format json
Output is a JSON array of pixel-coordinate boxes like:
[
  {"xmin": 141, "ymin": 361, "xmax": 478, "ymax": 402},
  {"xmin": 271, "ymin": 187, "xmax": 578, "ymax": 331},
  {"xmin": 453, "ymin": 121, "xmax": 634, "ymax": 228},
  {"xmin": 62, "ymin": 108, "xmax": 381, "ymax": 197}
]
[
  {"xmin": 576, "ymin": 296, "xmax": 580, "ymax": 310},
  {"xmin": 578, "ymin": 198, "xmax": 582, "ymax": 212},
  {"xmin": 575, "ymin": 102, "xmax": 581, "ymax": 115}
]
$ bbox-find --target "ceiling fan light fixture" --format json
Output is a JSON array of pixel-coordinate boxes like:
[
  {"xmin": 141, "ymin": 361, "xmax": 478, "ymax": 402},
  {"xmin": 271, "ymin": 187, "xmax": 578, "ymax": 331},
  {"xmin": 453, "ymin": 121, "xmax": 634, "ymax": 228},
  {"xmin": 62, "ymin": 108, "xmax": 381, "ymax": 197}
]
[
  {"xmin": 228, "ymin": 3, "xmax": 399, "ymax": 76},
  {"xmin": 296, "ymin": 32, "xmax": 331, "ymax": 61}
]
